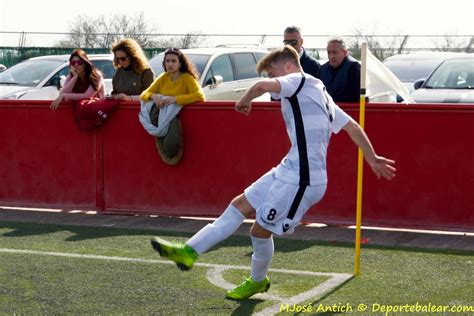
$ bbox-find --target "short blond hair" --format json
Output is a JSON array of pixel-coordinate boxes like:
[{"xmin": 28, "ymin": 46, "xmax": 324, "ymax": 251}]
[{"xmin": 256, "ymin": 45, "xmax": 301, "ymax": 74}]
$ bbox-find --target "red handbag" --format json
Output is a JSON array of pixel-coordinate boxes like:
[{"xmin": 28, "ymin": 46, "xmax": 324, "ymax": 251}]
[{"xmin": 73, "ymin": 98, "xmax": 120, "ymax": 131}]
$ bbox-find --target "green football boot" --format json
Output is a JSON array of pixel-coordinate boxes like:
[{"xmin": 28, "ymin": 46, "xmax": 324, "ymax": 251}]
[
  {"xmin": 226, "ymin": 276, "xmax": 271, "ymax": 299},
  {"xmin": 150, "ymin": 237, "xmax": 198, "ymax": 271}
]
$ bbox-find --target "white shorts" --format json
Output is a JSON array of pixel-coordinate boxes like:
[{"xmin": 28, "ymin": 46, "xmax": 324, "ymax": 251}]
[{"xmin": 244, "ymin": 168, "xmax": 327, "ymax": 236}]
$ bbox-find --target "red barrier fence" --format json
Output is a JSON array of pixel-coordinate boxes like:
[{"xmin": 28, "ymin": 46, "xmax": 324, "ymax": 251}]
[{"xmin": 0, "ymin": 100, "xmax": 473, "ymax": 231}]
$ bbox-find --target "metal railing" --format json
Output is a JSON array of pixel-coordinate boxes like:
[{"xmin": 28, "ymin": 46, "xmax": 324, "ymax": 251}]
[
  {"xmin": 1, "ymin": 31, "xmax": 472, "ymax": 67},
  {"xmin": 0, "ymin": 46, "xmax": 164, "ymax": 68}
]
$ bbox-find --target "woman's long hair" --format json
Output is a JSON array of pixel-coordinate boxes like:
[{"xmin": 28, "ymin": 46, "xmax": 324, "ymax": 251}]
[
  {"xmin": 162, "ymin": 48, "xmax": 199, "ymax": 80},
  {"xmin": 69, "ymin": 49, "xmax": 101, "ymax": 91},
  {"xmin": 111, "ymin": 38, "xmax": 150, "ymax": 73}
]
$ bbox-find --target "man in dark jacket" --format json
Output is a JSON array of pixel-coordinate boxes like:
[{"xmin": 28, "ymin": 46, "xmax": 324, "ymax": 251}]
[
  {"xmin": 283, "ymin": 26, "xmax": 320, "ymax": 78},
  {"xmin": 319, "ymin": 37, "xmax": 360, "ymax": 103}
]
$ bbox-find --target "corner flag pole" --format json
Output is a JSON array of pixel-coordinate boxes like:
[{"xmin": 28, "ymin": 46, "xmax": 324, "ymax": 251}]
[{"xmin": 354, "ymin": 43, "xmax": 368, "ymax": 276}]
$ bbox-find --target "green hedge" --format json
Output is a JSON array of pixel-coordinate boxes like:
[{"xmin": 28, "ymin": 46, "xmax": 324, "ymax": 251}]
[{"xmin": 0, "ymin": 47, "xmax": 164, "ymax": 68}]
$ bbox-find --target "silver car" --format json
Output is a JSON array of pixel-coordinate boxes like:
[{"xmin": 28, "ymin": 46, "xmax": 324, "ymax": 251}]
[
  {"xmin": 383, "ymin": 52, "xmax": 470, "ymax": 93},
  {"xmin": 150, "ymin": 47, "xmax": 268, "ymax": 100},
  {"xmin": 410, "ymin": 56, "xmax": 474, "ymax": 103},
  {"xmin": 0, "ymin": 54, "xmax": 114, "ymax": 100}
]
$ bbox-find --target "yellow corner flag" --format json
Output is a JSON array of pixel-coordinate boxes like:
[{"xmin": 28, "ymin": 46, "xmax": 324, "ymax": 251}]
[{"xmin": 354, "ymin": 43, "xmax": 368, "ymax": 276}]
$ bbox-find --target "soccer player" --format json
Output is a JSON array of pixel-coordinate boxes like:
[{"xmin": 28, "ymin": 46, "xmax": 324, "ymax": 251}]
[{"xmin": 151, "ymin": 45, "xmax": 396, "ymax": 300}]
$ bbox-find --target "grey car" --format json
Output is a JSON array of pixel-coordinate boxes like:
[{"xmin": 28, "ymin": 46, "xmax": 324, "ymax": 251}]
[{"xmin": 410, "ymin": 56, "xmax": 474, "ymax": 103}]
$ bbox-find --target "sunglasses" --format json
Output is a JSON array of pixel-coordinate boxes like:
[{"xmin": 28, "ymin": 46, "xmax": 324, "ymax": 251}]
[
  {"xmin": 283, "ymin": 39, "xmax": 298, "ymax": 46},
  {"xmin": 116, "ymin": 56, "xmax": 129, "ymax": 62},
  {"xmin": 70, "ymin": 59, "xmax": 84, "ymax": 66},
  {"xmin": 165, "ymin": 47, "xmax": 180, "ymax": 54}
]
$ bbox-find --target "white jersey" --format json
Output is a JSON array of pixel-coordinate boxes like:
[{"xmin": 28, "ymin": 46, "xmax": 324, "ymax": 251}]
[{"xmin": 270, "ymin": 72, "xmax": 351, "ymax": 186}]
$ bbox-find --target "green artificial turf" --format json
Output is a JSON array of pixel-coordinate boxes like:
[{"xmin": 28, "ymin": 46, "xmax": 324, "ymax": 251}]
[{"xmin": 0, "ymin": 221, "xmax": 472, "ymax": 315}]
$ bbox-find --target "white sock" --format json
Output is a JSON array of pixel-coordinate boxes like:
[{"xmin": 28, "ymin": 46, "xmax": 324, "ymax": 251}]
[
  {"xmin": 186, "ymin": 204, "xmax": 245, "ymax": 254},
  {"xmin": 251, "ymin": 236, "xmax": 274, "ymax": 282}
]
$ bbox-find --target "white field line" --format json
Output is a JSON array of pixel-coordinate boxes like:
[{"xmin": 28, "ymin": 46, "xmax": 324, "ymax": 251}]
[
  {"xmin": 206, "ymin": 265, "xmax": 353, "ymax": 316},
  {"xmin": 0, "ymin": 248, "xmax": 353, "ymax": 316}
]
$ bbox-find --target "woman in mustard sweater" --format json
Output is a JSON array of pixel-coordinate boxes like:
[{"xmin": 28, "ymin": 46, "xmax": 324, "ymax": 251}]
[
  {"xmin": 140, "ymin": 48, "xmax": 205, "ymax": 164},
  {"xmin": 141, "ymin": 48, "xmax": 204, "ymax": 106}
]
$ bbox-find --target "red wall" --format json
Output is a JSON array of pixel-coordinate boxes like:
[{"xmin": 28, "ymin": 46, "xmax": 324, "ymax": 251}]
[{"xmin": 0, "ymin": 100, "xmax": 473, "ymax": 231}]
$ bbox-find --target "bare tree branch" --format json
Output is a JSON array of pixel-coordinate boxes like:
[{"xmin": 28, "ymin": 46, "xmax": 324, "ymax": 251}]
[
  {"xmin": 433, "ymin": 35, "xmax": 471, "ymax": 52},
  {"xmin": 56, "ymin": 13, "xmax": 207, "ymax": 49}
]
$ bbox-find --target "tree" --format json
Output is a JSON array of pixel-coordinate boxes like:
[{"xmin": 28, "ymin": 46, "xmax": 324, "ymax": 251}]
[
  {"xmin": 57, "ymin": 13, "xmax": 158, "ymax": 48},
  {"xmin": 433, "ymin": 35, "xmax": 473, "ymax": 52},
  {"xmin": 157, "ymin": 32, "xmax": 209, "ymax": 49},
  {"xmin": 348, "ymin": 29, "xmax": 405, "ymax": 61},
  {"xmin": 56, "ymin": 13, "xmax": 207, "ymax": 49}
]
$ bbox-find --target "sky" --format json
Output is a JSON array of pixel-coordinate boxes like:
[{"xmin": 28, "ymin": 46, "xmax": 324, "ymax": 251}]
[{"xmin": 1, "ymin": 0, "xmax": 473, "ymax": 48}]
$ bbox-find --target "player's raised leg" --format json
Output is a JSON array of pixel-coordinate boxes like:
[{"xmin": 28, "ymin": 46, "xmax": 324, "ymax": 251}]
[{"xmin": 151, "ymin": 194, "xmax": 253, "ymax": 270}]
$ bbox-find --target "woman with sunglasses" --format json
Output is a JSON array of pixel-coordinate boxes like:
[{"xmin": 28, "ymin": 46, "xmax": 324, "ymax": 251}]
[
  {"xmin": 110, "ymin": 38, "xmax": 154, "ymax": 101},
  {"xmin": 140, "ymin": 47, "xmax": 204, "ymax": 164},
  {"xmin": 50, "ymin": 49, "xmax": 105, "ymax": 110}
]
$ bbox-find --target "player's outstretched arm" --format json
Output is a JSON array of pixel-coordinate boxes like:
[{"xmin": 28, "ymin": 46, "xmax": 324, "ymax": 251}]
[
  {"xmin": 235, "ymin": 79, "xmax": 281, "ymax": 115},
  {"xmin": 342, "ymin": 118, "xmax": 396, "ymax": 180}
]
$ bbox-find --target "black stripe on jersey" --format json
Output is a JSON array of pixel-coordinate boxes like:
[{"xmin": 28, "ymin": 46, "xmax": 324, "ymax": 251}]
[
  {"xmin": 286, "ymin": 74, "xmax": 309, "ymax": 185},
  {"xmin": 286, "ymin": 184, "xmax": 307, "ymax": 220}
]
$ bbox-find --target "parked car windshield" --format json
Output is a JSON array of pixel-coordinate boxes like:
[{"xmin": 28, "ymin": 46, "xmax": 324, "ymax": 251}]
[
  {"xmin": 150, "ymin": 54, "xmax": 210, "ymax": 78},
  {"xmin": 424, "ymin": 59, "xmax": 474, "ymax": 89},
  {"xmin": 384, "ymin": 58, "xmax": 443, "ymax": 82},
  {"xmin": 0, "ymin": 59, "xmax": 63, "ymax": 86}
]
